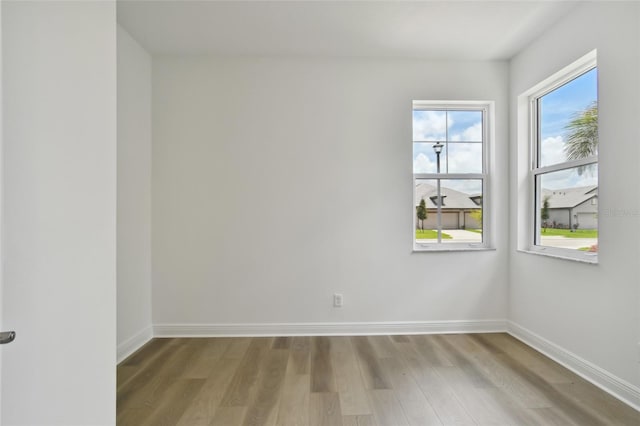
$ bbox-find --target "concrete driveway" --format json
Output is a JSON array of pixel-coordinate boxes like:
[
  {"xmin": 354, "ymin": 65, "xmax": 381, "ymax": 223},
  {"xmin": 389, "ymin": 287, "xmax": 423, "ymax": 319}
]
[{"xmin": 416, "ymin": 229, "xmax": 482, "ymax": 243}]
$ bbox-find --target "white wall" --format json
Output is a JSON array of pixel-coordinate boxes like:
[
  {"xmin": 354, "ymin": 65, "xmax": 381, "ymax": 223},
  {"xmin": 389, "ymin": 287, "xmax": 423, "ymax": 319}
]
[
  {"xmin": 2, "ymin": 2, "xmax": 116, "ymax": 424},
  {"xmin": 117, "ymin": 25, "xmax": 153, "ymax": 361},
  {"xmin": 0, "ymin": 2, "xmax": 4, "ymax": 421},
  {"xmin": 152, "ymin": 56, "xmax": 509, "ymax": 328},
  {"xmin": 509, "ymin": 0, "xmax": 640, "ymax": 394}
]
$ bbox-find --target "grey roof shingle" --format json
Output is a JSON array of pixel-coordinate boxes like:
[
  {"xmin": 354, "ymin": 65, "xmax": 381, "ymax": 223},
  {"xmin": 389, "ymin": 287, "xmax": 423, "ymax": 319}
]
[
  {"xmin": 542, "ymin": 185, "xmax": 597, "ymax": 209},
  {"xmin": 415, "ymin": 183, "xmax": 481, "ymax": 209}
]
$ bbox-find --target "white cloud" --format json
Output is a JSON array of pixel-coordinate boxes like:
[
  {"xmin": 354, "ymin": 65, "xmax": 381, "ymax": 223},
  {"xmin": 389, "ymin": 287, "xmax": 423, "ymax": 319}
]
[
  {"xmin": 540, "ymin": 136, "xmax": 567, "ymax": 166},
  {"xmin": 542, "ymin": 166, "xmax": 598, "ymax": 190},
  {"xmin": 413, "ymin": 152, "xmax": 436, "ymax": 173},
  {"xmin": 442, "ymin": 179, "xmax": 482, "ymax": 195},
  {"xmin": 450, "ymin": 122, "xmax": 482, "ymax": 142},
  {"xmin": 447, "ymin": 143, "xmax": 482, "ymax": 173},
  {"xmin": 413, "ymin": 111, "xmax": 449, "ymax": 140},
  {"xmin": 538, "ymin": 136, "xmax": 597, "ymax": 189}
]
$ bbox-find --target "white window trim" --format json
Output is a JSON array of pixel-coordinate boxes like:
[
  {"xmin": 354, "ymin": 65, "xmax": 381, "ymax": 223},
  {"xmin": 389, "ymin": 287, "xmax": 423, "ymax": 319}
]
[
  {"xmin": 412, "ymin": 100, "xmax": 494, "ymax": 252},
  {"xmin": 519, "ymin": 50, "xmax": 598, "ymax": 263}
]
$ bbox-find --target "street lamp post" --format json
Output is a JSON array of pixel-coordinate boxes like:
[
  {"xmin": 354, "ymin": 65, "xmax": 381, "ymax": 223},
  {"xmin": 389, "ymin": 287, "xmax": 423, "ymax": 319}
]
[{"xmin": 433, "ymin": 142, "xmax": 444, "ymax": 242}]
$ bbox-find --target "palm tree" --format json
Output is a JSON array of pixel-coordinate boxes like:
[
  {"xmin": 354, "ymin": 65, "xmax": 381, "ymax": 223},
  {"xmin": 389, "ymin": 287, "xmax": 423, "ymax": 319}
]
[{"xmin": 564, "ymin": 101, "xmax": 598, "ymax": 160}]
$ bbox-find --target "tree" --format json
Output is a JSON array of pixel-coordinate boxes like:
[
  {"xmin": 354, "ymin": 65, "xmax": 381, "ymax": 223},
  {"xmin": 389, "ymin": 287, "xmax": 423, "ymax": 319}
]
[
  {"xmin": 416, "ymin": 199, "xmax": 427, "ymax": 231},
  {"xmin": 541, "ymin": 195, "xmax": 550, "ymax": 232},
  {"xmin": 564, "ymin": 101, "xmax": 598, "ymax": 161}
]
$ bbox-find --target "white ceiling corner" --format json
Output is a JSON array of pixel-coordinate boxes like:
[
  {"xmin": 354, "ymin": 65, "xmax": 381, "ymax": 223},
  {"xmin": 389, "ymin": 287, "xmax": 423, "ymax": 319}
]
[{"xmin": 116, "ymin": 0, "xmax": 580, "ymax": 60}]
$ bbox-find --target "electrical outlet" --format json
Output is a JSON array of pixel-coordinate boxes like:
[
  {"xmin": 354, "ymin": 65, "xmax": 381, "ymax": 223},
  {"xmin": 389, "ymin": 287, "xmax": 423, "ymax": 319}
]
[{"xmin": 333, "ymin": 293, "xmax": 343, "ymax": 308}]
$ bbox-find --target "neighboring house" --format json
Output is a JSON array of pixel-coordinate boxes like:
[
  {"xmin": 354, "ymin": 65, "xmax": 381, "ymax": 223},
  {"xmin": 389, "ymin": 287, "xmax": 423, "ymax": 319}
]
[
  {"xmin": 542, "ymin": 185, "xmax": 598, "ymax": 229},
  {"xmin": 415, "ymin": 183, "xmax": 482, "ymax": 229}
]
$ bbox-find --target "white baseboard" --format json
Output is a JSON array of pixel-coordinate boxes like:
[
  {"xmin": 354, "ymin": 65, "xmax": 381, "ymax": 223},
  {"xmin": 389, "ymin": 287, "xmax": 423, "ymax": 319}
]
[
  {"xmin": 507, "ymin": 320, "xmax": 640, "ymax": 412},
  {"xmin": 153, "ymin": 319, "xmax": 507, "ymax": 337},
  {"xmin": 121, "ymin": 319, "xmax": 639, "ymax": 412},
  {"xmin": 117, "ymin": 326, "xmax": 153, "ymax": 364}
]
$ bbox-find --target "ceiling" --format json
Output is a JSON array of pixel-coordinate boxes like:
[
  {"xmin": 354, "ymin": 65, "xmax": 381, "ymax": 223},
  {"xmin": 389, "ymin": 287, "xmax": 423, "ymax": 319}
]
[{"xmin": 117, "ymin": 0, "xmax": 580, "ymax": 60}]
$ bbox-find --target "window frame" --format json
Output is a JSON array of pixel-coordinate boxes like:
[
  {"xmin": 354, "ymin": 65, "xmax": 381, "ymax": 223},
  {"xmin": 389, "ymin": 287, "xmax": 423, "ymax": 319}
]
[
  {"xmin": 526, "ymin": 52, "xmax": 598, "ymax": 263},
  {"xmin": 412, "ymin": 100, "xmax": 494, "ymax": 252}
]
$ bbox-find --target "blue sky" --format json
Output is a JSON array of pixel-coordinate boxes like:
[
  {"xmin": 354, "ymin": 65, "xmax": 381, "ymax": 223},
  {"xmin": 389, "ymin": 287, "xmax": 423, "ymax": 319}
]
[
  {"xmin": 412, "ymin": 109, "xmax": 483, "ymax": 194},
  {"xmin": 413, "ymin": 68, "xmax": 597, "ymax": 193},
  {"xmin": 540, "ymin": 68, "xmax": 598, "ymax": 142},
  {"xmin": 412, "ymin": 110, "xmax": 483, "ymax": 174},
  {"xmin": 538, "ymin": 67, "xmax": 598, "ymax": 189}
]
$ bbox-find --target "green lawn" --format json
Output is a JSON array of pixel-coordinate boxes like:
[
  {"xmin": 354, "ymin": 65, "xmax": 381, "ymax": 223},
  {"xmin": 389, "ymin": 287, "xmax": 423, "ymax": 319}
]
[
  {"xmin": 466, "ymin": 229, "xmax": 482, "ymax": 234},
  {"xmin": 540, "ymin": 228, "xmax": 598, "ymax": 238},
  {"xmin": 415, "ymin": 229, "xmax": 452, "ymax": 239}
]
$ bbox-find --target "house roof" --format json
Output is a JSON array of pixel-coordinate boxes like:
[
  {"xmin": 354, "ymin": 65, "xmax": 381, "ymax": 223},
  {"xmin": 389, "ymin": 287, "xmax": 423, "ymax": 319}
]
[
  {"xmin": 415, "ymin": 183, "xmax": 481, "ymax": 210},
  {"xmin": 542, "ymin": 186, "xmax": 597, "ymax": 209}
]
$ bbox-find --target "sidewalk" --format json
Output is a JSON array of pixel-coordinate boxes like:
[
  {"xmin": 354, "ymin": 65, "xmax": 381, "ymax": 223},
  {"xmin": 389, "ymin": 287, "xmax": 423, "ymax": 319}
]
[
  {"xmin": 445, "ymin": 229, "xmax": 483, "ymax": 242},
  {"xmin": 539, "ymin": 236, "xmax": 597, "ymax": 249},
  {"xmin": 416, "ymin": 229, "xmax": 596, "ymax": 249}
]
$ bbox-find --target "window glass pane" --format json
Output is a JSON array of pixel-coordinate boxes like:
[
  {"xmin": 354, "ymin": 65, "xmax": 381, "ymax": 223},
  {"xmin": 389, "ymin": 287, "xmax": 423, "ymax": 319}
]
[
  {"xmin": 447, "ymin": 143, "xmax": 482, "ymax": 173},
  {"xmin": 440, "ymin": 179, "xmax": 483, "ymax": 244},
  {"xmin": 415, "ymin": 179, "xmax": 482, "ymax": 244},
  {"xmin": 413, "ymin": 143, "xmax": 438, "ymax": 173},
  {"xmin": 537, "ymin": 164, "xmax": 598, "ymax": 251},
  {"xmin": 412, "ymin": 102, "xmax": 489, "ymax": 249},
  {"xmin": 448, "ymin": 111, "xmax": 483, "ymax": 142},
  {"xmin": 415, "ymin": 179, "xmax": 439, "ymax": 241},
  {"xmin": 539, "ymin": 68, "xmax": 598, "ymax": 167},
  {"xmin": 413, "ymin": 110, "xmax": 446, "ymax": 141}
]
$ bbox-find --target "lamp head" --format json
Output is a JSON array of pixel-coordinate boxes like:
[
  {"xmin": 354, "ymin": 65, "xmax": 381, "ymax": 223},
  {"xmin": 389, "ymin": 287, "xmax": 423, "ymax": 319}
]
[{"xmin": 433, "ymin": 142, "xmax": 444, "ymax": 155}]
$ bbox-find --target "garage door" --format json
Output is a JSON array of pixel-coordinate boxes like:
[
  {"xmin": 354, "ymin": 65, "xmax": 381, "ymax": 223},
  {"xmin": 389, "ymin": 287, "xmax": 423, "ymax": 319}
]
[
  {"xmin": 577, "ymin": 212, "xmax": 597, "ymax": 229},
  {"xmin": 441, "ymin": 212, "xmax": 459, "ymax": 229}
]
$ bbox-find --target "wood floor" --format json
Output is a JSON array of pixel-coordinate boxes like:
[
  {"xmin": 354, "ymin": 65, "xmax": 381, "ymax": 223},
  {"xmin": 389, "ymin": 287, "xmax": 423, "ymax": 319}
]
[{"xmin": 117, "ymin": 333, "xmax": 640, "ymax": 425}]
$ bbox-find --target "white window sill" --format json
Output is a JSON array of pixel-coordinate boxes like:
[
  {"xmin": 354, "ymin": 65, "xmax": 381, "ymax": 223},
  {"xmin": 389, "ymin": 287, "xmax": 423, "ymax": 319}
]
[
  {"xmin": 413, "ymin": 246, "xmax": 496, "ymax": 253},
  {"xmin": 517, "ymin": 248, "xmax": 598, "ymax": 264}
]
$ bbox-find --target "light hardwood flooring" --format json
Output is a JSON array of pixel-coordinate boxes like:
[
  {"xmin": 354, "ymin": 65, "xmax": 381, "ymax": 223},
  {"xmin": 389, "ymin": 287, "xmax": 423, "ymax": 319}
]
[{"xmin": 117, "ymin": 333, "xmax": 640, "ymax": 425}]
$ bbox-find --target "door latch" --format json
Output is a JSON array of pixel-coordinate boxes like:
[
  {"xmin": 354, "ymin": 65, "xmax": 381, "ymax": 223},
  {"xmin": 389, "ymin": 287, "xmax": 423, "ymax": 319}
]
[{"xmin": 0, "ymin": 331, "xmax": 16, "ymax": 344}]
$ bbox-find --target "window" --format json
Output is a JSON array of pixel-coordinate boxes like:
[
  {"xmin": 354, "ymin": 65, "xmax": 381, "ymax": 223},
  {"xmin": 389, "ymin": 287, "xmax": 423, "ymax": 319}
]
[
  {"xmin": 529, "ymin": 53, "xmax": 598, "ymax": 262},
  {"xmin": 412, "ymin": 101, "xmax": 492, "ymax": 251}
]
